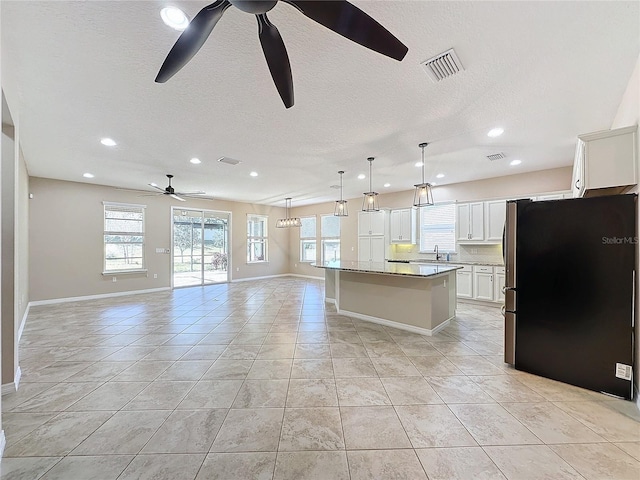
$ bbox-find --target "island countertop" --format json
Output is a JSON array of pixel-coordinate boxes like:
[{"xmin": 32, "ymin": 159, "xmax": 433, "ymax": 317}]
[{"xmin": 313, "ymin": 260, "xmax": 461, "ymax": 278}]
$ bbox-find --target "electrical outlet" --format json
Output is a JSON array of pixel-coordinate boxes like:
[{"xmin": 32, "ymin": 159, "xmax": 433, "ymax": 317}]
[
  {"xmin": 351, "ymin": 247, "xmax": 355, "ymax": 251},
  {"xmin": 295, "ymin": 263, "xmax": 298, "ymax": 268},
  {"xmin": 112, "ymin": 277, "xmax": 117, "ymax": 282},
  {"xmin": 236, "ymin": 267, "xmax": 240, "ymax": 272},
  {"xmin": 153, "ymin": 274, "xmax": 158, "ymax": 279}
]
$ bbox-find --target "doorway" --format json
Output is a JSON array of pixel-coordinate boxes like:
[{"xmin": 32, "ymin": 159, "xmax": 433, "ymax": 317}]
[{"xmin": 172, "ymin": 208, "xmax": 230, "ymax": 287}]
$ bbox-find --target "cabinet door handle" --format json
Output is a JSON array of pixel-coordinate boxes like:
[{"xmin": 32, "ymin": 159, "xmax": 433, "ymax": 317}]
[
  {"xmin": 501, "ymin": 305, "xmax": 506, "ymax": 317},
  {"xmin": 575, "ymin": 179, "xmax": 580, "ymax": 189}
]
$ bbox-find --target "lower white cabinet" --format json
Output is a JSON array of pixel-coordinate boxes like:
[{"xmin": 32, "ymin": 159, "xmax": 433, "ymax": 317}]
[
  {"xmin": 454, "ymin": 264, "xmax": 505, "ymax": 303},
  {"xmin": 494, "ymin": 267, "xmax": 505, "ymax": 303},
  {"xmin": 358, "ymin": 236, "xmax": 385, "ymax": 262},
  {"xmin": 454, "ymin": 265, "xmax": 473, "ymax": 298},
  {"xmin": 473, "ymin": 266, "xmax": 494, "ymax": 301}
]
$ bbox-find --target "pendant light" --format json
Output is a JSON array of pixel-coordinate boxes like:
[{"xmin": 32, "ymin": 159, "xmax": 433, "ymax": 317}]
[
  {"xmin": 334, "ymin": 170, "xmax": 348, "ymax": 217},
  {"xmin": 276, "ymin": 197, "xmax": 302, "ymax": 228},
  {"xmin": 413, "ymin": 142, "xmax": 434, "ymax": 207},
  {"xmin": 362, "ymin": 157, "xmax": 380, "ymax": 212}
]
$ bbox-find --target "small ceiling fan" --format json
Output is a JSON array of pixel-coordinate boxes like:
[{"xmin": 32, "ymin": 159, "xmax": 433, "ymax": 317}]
[
  {"xmin": 143, "ymin": 174, "xmax": 206, "ymax": 202},
  {"xmin": 155, "ymin": 0, "xmax": 408, "ymax": 108}
]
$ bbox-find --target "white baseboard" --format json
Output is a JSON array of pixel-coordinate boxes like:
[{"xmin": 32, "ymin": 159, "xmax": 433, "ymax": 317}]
[
  {"xmin": 29, "ymin": 287, "xmax": 171, "ymax": 307},
  {"xmin": 0, "ymin": 430, "xmax": 5, "ymax": 460},
  {"xmin": 2, "ymin": 366, "xmax": 21, "ymax": 396},
  {"xmin": 338, "ymin": 308, "xmax": 453, "ymax": 337},
  {"xmin": 17, "ymin": 304, "xmax": 30, "ymax": 342}
]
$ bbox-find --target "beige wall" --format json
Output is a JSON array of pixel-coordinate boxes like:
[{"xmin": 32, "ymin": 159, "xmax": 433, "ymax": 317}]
[
  {"xmin": 17, "ymin": 147, "xmax": 29, "ymax": 334},
  {"xmin": 288, "ymin": 166, "xmax": 572, "ymax": 278},
  {"xmin": 610, "ymin": 54, "xmax": 639, "ymax": 395},
  {"xmin": 1, "ymin": 123, "xmax": 16, "ymax": 386},
  {"xmin": 29, "ymin": 177, "xmax": 289, "ymax": 302}
]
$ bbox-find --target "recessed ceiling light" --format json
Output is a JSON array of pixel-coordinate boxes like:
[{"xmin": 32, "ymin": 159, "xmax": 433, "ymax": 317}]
[
  {"xmin": 415, "ymin": 162, "xmax": 424, "ymax": 167},
  {"xmin": 510, "ymin": 159, "xmax": 522, "ymax": 166},
  {"xmin": 357, "ymin": 174, "xmax": 366, "ymax": 180},
  {"xmin": 431, "ymin": 182, "xmax": 438, "ymax": 186},
  {"xmin": 190, "ymin": 157, "xmax": 201, "ymax": 164},
  {"xmin": 383, "ymin": 183, "xmax": 391, "ymax": 188},
  {"xmin": 250, "ymin": 171, "xmax": 258, "ymax": 177},
  {"xmin": 160, "ymin": 7, "xmax": 190, "ymax": 31},
  {"xmin": 436, "ymin": 173, "xmax": 445, "ymax": 179},
  {"xmin": 83, "ymin": 173, "xmax": 94, "ymax": 178},
  {"xmin": 487, "ymin": 127, "xmax": 504, "ymax": 138},
  {"xmin": 100, "ymin": 138, "xmax": 117, "ymax": 146}
]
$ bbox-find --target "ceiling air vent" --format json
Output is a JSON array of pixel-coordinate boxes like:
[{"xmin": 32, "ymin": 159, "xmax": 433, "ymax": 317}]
[
  {"xmin": 421, "ymin": 48, "xmax": 464, "ymax": 82},
  {"xmin": 217, "ymin": 156, "xmax": 241, "ymax": 165},
  {"xmin": 487, "ymin": 152, "xmax": 506, "ymax": 161}
]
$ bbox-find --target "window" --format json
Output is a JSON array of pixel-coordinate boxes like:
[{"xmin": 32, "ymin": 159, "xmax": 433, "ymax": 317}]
[
  {"xmin": 103, "ymin": 202, "xmax": 146, "ymax": 273},
  {"xmin": 420, "ymin": 202, "xmax": 456, "ymax": 253},
  {"xmin": 247, "ymin": 214, "xmax": 268, "ymax": 262},
  {"xmin": 321, "ymin": 214, "xmax": 341, "ymax": 262},
  {"xmin": 300, "ymin": 216, "xmax": 317, "ymax": 263}
]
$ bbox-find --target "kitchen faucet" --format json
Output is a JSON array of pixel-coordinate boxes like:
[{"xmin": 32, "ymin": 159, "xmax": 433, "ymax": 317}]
[{"xmin": 434, "ymin": 245, "xmax": 442, "ymax": 261}]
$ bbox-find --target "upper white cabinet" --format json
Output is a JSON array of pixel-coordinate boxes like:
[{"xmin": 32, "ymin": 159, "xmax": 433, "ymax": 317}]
[
  {"xmin": 484, "ymin": 200, "xmax": 506, "ymax": 242},
  {"xmin": 358, "ymin": 211, "xmax": 386, "ymax": 236},
  {"xmin": 457, "ymin": 202, "xmax": 485, "ymax": 242},
  {"xmin": 358, "ymin": 210, "xmax": 387, "ymax": 262},
  {"xmin": 358, "ymin": 236, "xmax": 385, "ymax": 263},
  {"xmin": 573, "ymin": 125, "xmax": 637, "ymax": 197},
  {"xmin": 390, "ymin": 208, "xmax": 416, "ymax": 244}
]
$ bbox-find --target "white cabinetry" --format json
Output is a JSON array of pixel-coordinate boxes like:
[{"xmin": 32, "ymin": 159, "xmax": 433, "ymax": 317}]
[
  {"xmin": 484, "ymin": 200, "xmax": 506, "ymax": 242},
  {"xmin": 494, "ymin": 267, "xmax": 505, "ymax": 303},
  {"xmin": 457, "ymin": 202, "xmax": 484, "ymax": 242},
  {"xmin": 473, "ymin": 266, "xmax": 494, "ymax": 301},
  {"xmin": 358, "ymin": 211, "xmax": 386, "ymax": 236},
  {"xmin": 454, "ymin": 265, "xmax": 473, "ymax": 299},
  {"xmin": 358, "ymin": 236, "xmax": 386, "ymax": 263},
  {"xmin": 390, "ymin": 208, "xmax": 416, "ymax": 244},
  {"xmin": 358, "ymin": 211, "xmax": 387, "ymax": 262},
  {"xmin": 573, "ymin": 125, "xmax": 637, "ymax": 197}
]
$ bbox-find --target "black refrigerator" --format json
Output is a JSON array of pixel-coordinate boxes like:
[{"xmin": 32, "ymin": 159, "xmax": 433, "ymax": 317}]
[{"xmin": 503, "ymin": 194, "xmax": 636, "ymax": 400}]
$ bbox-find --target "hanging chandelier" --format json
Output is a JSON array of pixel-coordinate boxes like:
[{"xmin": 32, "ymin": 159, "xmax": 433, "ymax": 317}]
[
  {"xmin": 334, "ymin": 170, "xmax": 348, "ymax": 217},
  {"xmin": 362, "ymin": 157, "xmax": 380, "ymax": 212},
  {"xmin": 413, "ymin": 142, "xmax": 434, "ymax": 207},
  {"xmin": 276, "ymin": 197, "xmax": 302, "ymax": 228}
]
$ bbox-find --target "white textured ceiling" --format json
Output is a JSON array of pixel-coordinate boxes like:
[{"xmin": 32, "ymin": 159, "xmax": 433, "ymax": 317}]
[{"xmin": 2, "ymin": 1, "xmax": 639, "ymax": 205}]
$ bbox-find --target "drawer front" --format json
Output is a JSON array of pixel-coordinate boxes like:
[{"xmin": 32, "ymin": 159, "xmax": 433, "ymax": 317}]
[
  {"xmin": 474, "ymin": 266, "xmax": 493, "ymax": 274},
  {"xmin": 451, "ymin": 264, "xmax": 472, "ymax": 272},
  {"xmin": 495, "ymin": 266, "xmax": 505, "ymax": 274}
]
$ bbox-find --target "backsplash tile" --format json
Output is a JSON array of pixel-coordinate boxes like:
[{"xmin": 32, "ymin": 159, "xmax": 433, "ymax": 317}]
[{"xmin": 389, "ymin": 244, "xmax": 503, "ymax": 265}]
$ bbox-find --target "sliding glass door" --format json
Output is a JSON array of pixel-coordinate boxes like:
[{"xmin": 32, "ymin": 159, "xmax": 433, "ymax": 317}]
[{"xmin": 172, "ymin": 208, "xmax": 230, "ymax": 287}]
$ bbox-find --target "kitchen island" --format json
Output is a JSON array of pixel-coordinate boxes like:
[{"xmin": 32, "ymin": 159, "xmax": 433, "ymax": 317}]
[{"xmin": 314, "ymin": 261, "xmax": 460, "ymax": 336}]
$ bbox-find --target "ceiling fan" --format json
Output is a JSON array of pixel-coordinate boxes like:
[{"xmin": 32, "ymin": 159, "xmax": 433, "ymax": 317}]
[
  {"xmin": 143, "ymin": 174, "xmax": 206, "ymax": 202},
  {"xmin": 155, "ymin": 0, "xmax": 408, "ymax": 108}
]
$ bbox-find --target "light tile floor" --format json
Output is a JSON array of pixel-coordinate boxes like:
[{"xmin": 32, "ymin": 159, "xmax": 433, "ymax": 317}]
[{"xmin": 2, "ymin": 277, "xmax": 639, "ymax": 479}]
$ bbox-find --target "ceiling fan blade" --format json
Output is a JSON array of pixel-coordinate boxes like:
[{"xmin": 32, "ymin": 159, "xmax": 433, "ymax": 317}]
[
  {"xmin": 170, "ymin": 194, "xmax": 187, "ymax": 202},
  {"xmin": 147, "ymin": 184, "xmax": 166, "ymax": 191},
  {"xmin": 257, "ymin": 14, "xmax": 294, "ymax": 108},
  {"xmin": 155, "ymin": 0, "xmax": 231, "ymax": 83},
  {"xmin": 175, "ymin": 191, "xmax": 206, "ymax": 195},
  {"xmin": 283, "ymin": 0, "xmax": 408, "ymax": 61}
]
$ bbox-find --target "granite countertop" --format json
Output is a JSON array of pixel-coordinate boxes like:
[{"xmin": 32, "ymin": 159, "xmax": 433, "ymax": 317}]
[
  {"xmin": 313, "ymin": 260, "xmax": 461, "ymax": 278},
  {"xmin": 387, "ymin": 259, "xmax": 504, "ymax": 267}
]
